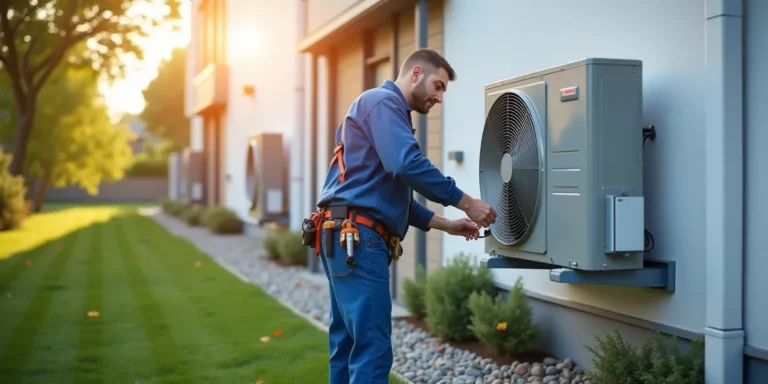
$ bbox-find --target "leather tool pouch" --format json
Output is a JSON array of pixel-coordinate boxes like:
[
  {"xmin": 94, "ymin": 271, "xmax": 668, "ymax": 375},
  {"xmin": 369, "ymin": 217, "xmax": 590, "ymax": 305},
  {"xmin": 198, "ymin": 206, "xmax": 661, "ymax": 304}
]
[
  {"xmin": 328, "ymin": 206, "xmax": 348, "ymax": 220},
  {"xmin": 301, "ymin": 217, "xmax": 317, "ymax": 247},
  {"xmin": 388, "ymin": 237, "xmax": 403, "ymax": 261},
  {"xmin": 302, "ymin": 212, "xmax": 322, "ymax": 247}
]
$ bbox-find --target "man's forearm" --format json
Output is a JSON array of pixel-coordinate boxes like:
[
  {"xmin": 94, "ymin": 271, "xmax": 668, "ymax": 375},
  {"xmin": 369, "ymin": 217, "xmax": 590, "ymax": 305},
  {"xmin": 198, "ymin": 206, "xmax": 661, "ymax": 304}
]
[
  {"xmin": 427, "ymin": 213, "xmax": 452, "ymax": 232},
  {"xmin": 428, "ymin": 193, "xmax": 477, "ymax": 231},
  {"xmin": 456, "ymin": 193, "xmax": 474, "ymax": 212}
]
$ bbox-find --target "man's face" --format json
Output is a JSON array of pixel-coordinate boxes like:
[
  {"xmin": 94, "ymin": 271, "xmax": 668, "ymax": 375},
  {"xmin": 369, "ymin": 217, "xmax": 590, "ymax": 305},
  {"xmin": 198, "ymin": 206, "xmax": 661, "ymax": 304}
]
[{"xmin": 409, "ymin": 66, "xmax": 449, "ymax": 114}]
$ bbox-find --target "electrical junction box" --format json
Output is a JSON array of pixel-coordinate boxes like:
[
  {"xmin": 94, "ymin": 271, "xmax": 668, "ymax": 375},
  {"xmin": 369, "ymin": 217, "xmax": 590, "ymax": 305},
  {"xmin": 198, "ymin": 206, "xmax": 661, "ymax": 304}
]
[{"xmin": 605, "ymin": 195, "xmax": 644, "ymax": 253}]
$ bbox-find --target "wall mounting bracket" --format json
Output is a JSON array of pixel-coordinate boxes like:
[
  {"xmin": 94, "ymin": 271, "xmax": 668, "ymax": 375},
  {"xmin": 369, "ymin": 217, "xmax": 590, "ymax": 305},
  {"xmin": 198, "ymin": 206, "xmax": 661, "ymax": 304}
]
[
  {"xmin": 481, "ymin": 256, "xmax": 676, "ymax": 292},
  {"xmin": 549, "ymin": 258, "xmax": 675, "ymax": 292}
]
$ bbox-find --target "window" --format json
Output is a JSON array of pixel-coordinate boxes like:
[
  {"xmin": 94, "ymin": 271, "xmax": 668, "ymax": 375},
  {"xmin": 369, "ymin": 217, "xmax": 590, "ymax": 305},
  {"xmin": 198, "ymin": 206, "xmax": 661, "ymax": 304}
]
[
  {"xmin": 373, "ymin": 59, "xmax": 391, "ymax": 87},
  {"xmin": 196, "ymin": 0, "xmax": 225, "ymax": 70}
]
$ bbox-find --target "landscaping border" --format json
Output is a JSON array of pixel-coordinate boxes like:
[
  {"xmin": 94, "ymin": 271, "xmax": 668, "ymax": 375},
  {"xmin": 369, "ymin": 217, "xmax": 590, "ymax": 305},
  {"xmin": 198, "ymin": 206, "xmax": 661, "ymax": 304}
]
[{"xmin": 141, "ymin": 207, "xmax": 416, "ymax": 384}]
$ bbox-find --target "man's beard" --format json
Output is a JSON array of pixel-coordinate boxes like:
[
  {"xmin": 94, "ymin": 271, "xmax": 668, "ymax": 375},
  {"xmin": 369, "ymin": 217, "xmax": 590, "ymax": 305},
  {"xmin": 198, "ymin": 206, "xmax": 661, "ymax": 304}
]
[{"xmin": 411, "ymin": 80, "xmax": 431, "ymax": 114}]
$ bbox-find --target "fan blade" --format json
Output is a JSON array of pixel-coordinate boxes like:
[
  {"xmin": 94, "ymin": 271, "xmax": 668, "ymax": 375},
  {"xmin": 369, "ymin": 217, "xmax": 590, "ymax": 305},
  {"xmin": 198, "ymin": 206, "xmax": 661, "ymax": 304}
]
[
  {"xmin": 493, "ymin": 182, "xmax": 510, "ymax": 244},
  {"xmin": 512, "ymin": 168, "xmax": 539, "ymax": 223},
  {"xmin": 507, "ymin": 181, "xmax": 526, "ymax": 241},
  {"xmin": 488, "ymin": 101, "xmax": 507, "ymax": 154}
]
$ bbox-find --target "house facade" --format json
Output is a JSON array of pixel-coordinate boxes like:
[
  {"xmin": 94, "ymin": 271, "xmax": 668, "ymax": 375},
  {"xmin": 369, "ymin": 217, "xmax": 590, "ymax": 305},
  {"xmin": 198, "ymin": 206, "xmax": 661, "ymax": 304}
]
[
  {"xmin": 187, "ymin": 0, "xmax": 767, "ymax": 382},
  {"xmin": 185, "ymin": 0, "xmax": 305, "ymax": 225}
]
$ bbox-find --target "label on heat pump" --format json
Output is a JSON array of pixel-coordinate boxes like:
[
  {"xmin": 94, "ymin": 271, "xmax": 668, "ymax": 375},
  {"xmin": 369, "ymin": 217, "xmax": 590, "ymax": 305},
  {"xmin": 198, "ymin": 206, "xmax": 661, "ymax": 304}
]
[{"xmin": 560, "ymin": 86, "xmax": 579, "ymax": 102}]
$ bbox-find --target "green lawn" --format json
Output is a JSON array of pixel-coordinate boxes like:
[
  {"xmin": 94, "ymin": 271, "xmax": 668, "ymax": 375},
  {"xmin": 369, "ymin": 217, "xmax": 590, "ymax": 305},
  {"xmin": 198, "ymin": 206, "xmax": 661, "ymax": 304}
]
[{"xmin": 0, "ymin": 205, "xmax": 407, "ymax": 384}]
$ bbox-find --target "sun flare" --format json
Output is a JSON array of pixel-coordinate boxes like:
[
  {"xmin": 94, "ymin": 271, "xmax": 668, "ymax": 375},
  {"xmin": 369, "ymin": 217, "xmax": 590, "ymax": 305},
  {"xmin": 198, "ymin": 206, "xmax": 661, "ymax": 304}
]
[{"xmin": 99, "ymin": 0, "xmax": 191, "ymax": 121}]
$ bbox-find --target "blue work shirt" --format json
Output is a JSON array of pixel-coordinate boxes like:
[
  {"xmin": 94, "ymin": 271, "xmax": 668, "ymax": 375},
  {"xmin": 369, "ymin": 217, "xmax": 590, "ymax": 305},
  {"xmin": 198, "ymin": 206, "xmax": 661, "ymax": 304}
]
[{"xmin": 316, "ymin": 80, "xmax": 465, "ymax": 240}]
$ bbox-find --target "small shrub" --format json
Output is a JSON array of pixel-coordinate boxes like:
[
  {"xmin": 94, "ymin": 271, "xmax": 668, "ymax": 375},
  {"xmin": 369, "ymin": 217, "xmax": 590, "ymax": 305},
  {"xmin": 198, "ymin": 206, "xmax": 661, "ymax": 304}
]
[
  {"xmin": 263, "ymin": 231, "xmax": 284, "ymax": 260},
  {"xmin": 424, "ymin": 253, "xmax": 495, "ymax": 341},
  {"xmin": 0, "ymin": 150, "xmax": 28, "ymax": 231},
  {"xmin": 278, "ymin": 231, "xmax": 307, "ymax": 266},
  {"xmin": 181, "ymin": 204, "xmax": 206, "ymax": 226},
  {"xmin": 468, "ymin": 276, "xmax": 539, "ymax": 356},
  {"xmin": 159, "ymin": 198, "xmax": 187, "ymax": 216},
  {"xmin": 159, "ymin": 197, "xmax": 172, "ymax": 211},
  {"xmin": 585, "ymin": 330, "xmax": 704, "ymax": 384},
  {"xmin": 402, "ymin": 264, "xmax": 427, "ymax": 319},
  {"xmin": 201, "ymin": 206, "xmax": 243, "ymax": 234},
  {"xmin": 125, "ymin": 157, "xmax": 168, "ymax": 177}
]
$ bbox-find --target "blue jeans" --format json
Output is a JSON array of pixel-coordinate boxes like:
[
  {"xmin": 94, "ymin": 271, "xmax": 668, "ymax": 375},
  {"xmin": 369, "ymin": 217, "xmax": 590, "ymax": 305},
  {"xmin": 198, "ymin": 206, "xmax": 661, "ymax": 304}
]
[{"xmin": 320, "ymin": 224, "xmax": 393, "ymax": 384}]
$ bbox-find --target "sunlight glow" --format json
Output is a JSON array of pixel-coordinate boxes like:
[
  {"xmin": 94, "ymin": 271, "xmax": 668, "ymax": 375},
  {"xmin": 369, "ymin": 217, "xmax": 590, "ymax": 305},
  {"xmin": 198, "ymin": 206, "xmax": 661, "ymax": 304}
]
[
  {"xmin": 229, "ymin": 25, "xmax": 263, "ymax": 62},
  {"xmin": 98, "ymin": 0, "xmax": 191, "ymax": 121}
]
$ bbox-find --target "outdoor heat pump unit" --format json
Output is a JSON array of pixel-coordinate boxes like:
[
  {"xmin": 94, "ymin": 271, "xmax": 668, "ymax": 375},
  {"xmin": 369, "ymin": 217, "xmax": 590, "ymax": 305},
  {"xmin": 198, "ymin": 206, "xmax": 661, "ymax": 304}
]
[
  {"xmin": 478, "ymin": 58, "xmax": 674, "ymax": 291},
  {"xmin": 246, "ymin": 132, "xmax": 289, "ymax": 225}
]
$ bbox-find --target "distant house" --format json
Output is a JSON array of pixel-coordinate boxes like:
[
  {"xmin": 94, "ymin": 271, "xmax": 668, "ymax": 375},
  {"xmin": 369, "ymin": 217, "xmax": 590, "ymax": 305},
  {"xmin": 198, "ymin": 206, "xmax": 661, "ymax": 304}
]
[
  {"xmin": 120, "ymin": 116, "xmax": 161, "ymax": 155},
  {"xmin": 184, "ymin": 0, "xmax": 302, "ymax": 218}
]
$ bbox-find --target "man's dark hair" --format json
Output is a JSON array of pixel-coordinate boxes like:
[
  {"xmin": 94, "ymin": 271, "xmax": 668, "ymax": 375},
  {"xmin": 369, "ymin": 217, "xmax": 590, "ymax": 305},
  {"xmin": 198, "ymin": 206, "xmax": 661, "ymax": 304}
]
[{"xmin": 399, "ymin": 48, "xmax": 457, "ymax": 81}]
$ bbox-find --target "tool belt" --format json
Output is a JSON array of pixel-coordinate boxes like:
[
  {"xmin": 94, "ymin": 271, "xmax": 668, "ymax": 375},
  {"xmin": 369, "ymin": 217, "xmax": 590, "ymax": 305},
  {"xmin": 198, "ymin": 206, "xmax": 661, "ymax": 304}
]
[{"xmin": 301, "ymin": 206, "xmax": 403, "ymax": 262}]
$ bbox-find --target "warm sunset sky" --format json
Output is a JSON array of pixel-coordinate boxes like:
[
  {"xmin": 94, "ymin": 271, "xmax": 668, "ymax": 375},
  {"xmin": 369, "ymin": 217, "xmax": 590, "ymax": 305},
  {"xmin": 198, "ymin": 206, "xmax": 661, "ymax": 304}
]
[{"xmin": 99, "ymin": 0, "xmax": 191, "ymax": 120}]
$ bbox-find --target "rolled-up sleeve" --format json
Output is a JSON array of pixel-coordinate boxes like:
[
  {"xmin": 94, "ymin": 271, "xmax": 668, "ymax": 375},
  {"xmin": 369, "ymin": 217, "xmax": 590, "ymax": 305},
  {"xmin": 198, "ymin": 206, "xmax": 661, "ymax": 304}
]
[
  {"xmin": 408, "ymin": 198, "xmax": 435, "ymax": 231},
  {"xmin": 364, "ymin": 96, "xmax": 465, "ymax": 207}
]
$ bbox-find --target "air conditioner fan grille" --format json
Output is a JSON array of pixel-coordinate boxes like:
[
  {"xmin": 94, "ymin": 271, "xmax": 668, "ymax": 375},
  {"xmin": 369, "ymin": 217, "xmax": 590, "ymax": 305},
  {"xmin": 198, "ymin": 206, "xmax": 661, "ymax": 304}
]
[{"xmin": 479, "ymin": 91, "xmax": 541, "ymax": 246}]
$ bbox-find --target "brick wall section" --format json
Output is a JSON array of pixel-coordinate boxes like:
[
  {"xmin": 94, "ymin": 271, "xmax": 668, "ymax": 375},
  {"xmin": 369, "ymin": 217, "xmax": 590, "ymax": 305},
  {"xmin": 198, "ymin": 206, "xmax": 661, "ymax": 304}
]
[{"xmin": 44, "ymin": 177, "xmax": 168, "ymax": 203}]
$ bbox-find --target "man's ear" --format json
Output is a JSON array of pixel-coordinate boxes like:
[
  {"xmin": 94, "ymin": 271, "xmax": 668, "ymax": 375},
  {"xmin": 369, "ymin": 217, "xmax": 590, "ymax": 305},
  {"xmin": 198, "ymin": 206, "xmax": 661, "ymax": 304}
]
[{"xmin": 411, "ymin": 65, "xmax": 423, "ymax": 82}]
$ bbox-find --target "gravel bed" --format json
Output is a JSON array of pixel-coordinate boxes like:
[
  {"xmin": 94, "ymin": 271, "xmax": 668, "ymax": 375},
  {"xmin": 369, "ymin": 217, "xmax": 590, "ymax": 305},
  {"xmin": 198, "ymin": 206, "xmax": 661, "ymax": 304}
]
[{"xmin": 145, "ymin": 209, "xmax": 590, "ymax": 384}]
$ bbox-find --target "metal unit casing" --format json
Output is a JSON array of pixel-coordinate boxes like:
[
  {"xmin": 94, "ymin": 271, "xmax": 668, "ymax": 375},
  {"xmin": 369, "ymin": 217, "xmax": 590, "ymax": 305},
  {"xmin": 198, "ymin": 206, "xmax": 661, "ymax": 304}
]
[
  {"xmin": 481, "ymin": 58, "xmax": 645, "ymax": 271},
  {"xmin": 246, "ymin": 133, "xmax": 289, "ymax": 225}
]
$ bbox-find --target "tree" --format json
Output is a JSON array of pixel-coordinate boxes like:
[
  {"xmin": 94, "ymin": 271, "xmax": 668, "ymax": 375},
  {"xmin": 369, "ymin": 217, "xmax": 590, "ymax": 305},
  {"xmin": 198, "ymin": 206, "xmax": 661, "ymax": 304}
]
[
  {"xmin": 24, "ymin": 64, "xmax": 136, "ymax": 211},
  {"xmin": 141, "ymin": 46, "xmax": 188, "ymax": 149},
  {"xmin": 0, "ymin": 0, "xmax": 181, "ymax": 178}
]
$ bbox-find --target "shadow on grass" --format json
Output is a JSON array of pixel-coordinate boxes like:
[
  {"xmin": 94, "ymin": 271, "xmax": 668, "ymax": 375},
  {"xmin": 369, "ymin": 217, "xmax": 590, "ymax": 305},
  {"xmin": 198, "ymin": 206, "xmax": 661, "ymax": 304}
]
[{"xmin": 0, "ymin": 206, "xmax": 334, "ymax": 383}]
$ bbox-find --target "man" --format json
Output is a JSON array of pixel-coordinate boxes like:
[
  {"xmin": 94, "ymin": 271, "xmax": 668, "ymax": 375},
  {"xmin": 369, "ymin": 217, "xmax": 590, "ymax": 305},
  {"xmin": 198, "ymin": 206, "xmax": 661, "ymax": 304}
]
[{"xmin": 311, "ymin": 48, "xmax": 496, "ymax": 383}]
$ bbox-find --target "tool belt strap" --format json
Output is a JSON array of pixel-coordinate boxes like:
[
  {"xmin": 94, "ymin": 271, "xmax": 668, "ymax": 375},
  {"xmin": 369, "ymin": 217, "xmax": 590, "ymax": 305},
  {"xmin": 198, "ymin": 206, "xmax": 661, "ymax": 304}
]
[
  {"xmin": 328, "ymin": 122, "xmax": 347, "ymax": 183},
  {"xmin": 321, "ymin": 209, "xmax": 393, "ymax": 243}
]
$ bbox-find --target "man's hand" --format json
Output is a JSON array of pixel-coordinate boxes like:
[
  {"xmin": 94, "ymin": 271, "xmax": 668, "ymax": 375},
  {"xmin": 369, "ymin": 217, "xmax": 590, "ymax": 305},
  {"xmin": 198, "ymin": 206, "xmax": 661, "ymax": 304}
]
[
  {"xmin": 427, "ymin": 215, "xmax": 481, "ymax": 240},
  {"xmin": 458, "ymin": 194, "xmax": 497, "ymax": 228},
  {"xmin": 444, "ymin": 217, "xmax": 481, "ymax": 240}
]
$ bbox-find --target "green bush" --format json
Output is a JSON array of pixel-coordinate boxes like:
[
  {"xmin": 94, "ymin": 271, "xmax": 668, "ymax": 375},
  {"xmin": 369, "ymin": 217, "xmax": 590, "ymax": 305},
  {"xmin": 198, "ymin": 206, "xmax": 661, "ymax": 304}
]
[
  {"xmin": 585, "ymin": 330, "xmax": 704, "ymax": 384},
  {"xmin": 263, "ymin": 231, "xmax": 284, "ymax": 260},
  {"xmin": 277, "ymin": 231, "xmax": 307, "ymax": 266},
  {"xmin": 181, "ymin": 204, "xmax": 206, "ymax": 226},
  {"xmin": 159, "ymin": 198, "xmax": 187, "ymax": 217},
  {"xmin": 125, "ymin": 157, "xmax": 167, "ymax": 177},
  {"xmin": 468, "ymin": 276, "xmax": 539, "ymax": 356},
  {"xmin": 201, "ymin": 206, "xmax": 243, "ymax": 234},
  {"xmin": 402, "ymin": 264, "xmax": 427, "ymax": 319},
  {"xmin": 0, "ymin": 150, "xmax": 29, "ymax": 231},
  {"xmin": 424, "ymin": 253, "xmax": 495, "ymax": 341}
]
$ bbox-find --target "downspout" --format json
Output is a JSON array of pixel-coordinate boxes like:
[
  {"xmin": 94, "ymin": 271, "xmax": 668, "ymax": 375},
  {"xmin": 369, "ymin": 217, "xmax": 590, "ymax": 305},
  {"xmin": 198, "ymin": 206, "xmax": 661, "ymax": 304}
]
[
  {"xmin": 704, "ymin": 0, "xmax": 744, "ymax": 383},
  {"xmin": 414, "ymin": 0, "xmax": 428, "ymax": 273}
]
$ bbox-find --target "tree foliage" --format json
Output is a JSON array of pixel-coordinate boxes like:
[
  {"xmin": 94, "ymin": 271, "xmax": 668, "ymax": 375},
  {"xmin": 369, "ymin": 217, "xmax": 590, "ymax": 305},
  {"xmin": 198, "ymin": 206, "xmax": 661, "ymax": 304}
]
[
  {"xmin": 23, "ymin": 63, "xmax": 136, "ymax": 211},
  {"xmin": 0, "ymin": 0, "xmax": 182, "ymax": 176},
  {"xmin": 141, "ymin": 46, "xmax": 188, "ymax": 149}
]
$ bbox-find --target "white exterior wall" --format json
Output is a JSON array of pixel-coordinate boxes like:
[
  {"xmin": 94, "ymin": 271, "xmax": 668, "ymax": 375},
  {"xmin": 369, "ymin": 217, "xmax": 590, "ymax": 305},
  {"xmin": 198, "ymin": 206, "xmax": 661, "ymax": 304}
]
[
  {"xmin": 744, "ymin": 0, "xmax": 768, "ymax": 355},
  {"xmin": 442, "ymin": 0, "xmax": 706, "ymax": 334},
  {"xmin": 222, "ymin": 0, "xmax": 302, "ymax": 221}
]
